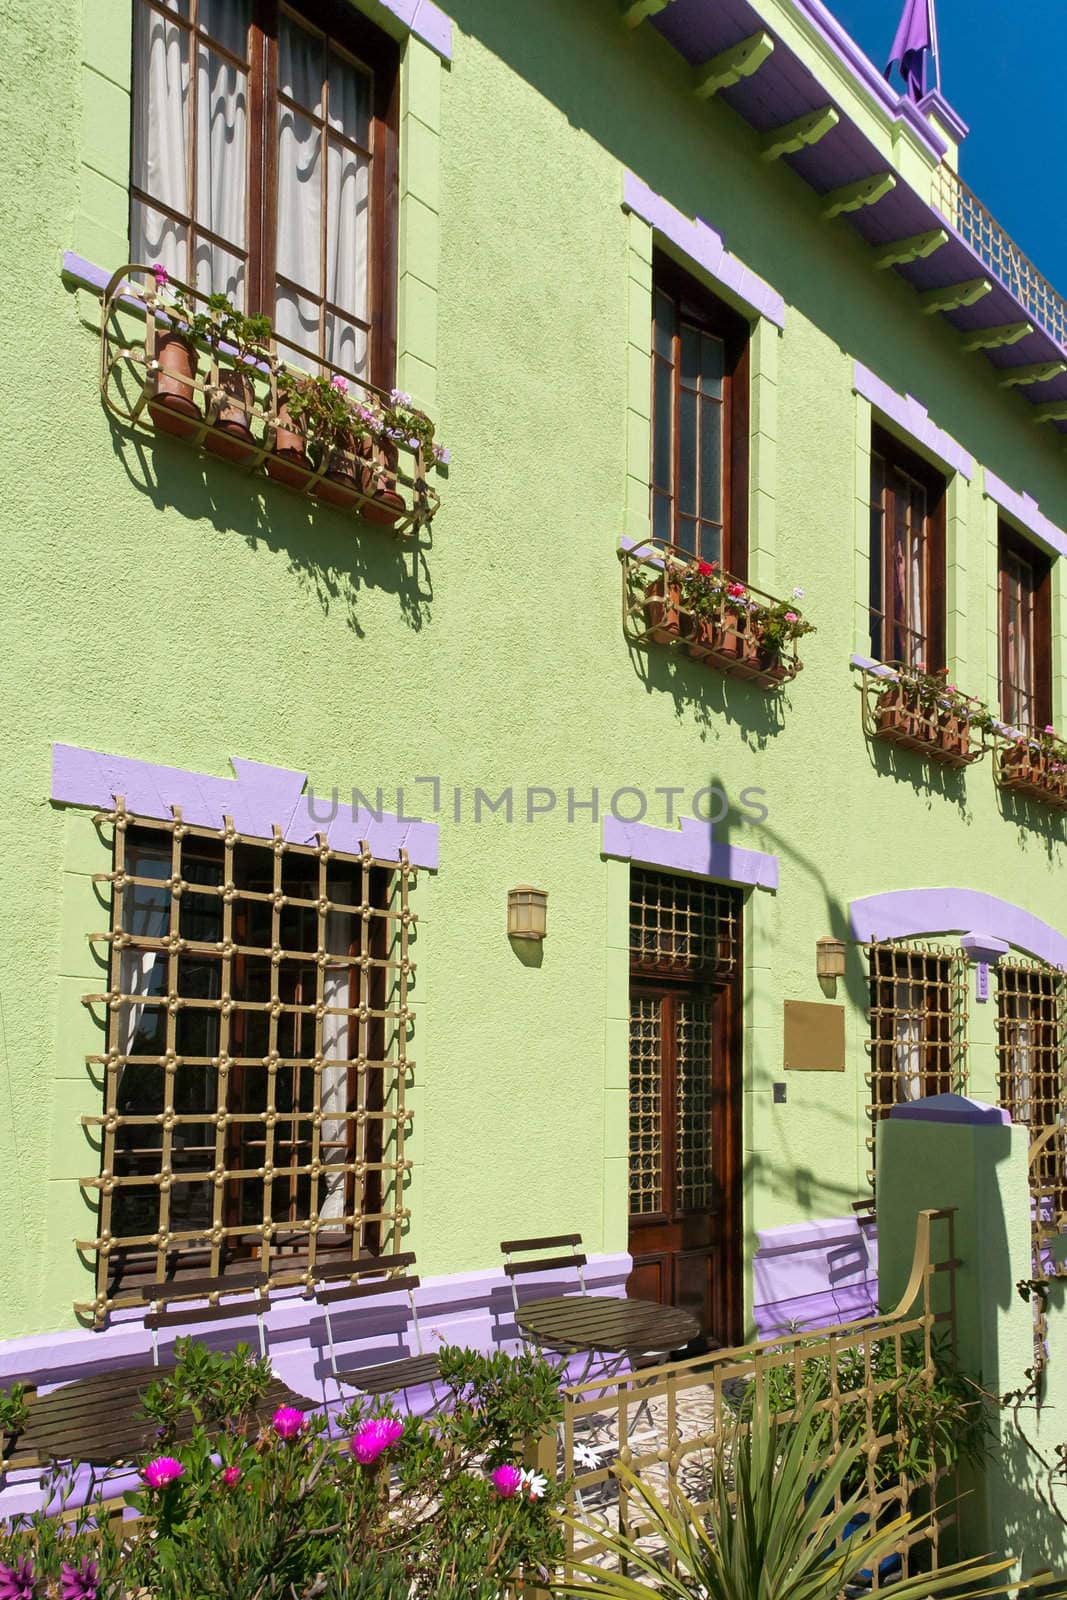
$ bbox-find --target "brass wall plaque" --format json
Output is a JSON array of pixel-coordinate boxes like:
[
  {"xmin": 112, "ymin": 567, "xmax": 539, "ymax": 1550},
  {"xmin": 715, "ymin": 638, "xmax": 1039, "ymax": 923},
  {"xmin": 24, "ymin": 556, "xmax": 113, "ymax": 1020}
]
[{"xmin": 783, "ymin": 1000, "xmax": 846, "ymax": 1071}]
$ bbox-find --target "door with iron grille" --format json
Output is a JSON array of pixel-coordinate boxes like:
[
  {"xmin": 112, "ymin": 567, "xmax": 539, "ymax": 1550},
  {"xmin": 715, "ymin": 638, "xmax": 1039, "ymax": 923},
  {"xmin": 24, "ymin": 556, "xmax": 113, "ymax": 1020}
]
[{"xmin": 627, "ymin": 870, "xmax": 741, "ymax": 1343}]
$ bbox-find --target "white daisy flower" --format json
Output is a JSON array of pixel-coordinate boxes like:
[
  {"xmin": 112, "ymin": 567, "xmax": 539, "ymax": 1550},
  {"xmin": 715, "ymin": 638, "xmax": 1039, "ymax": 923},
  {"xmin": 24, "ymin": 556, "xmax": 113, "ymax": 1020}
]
[
  {"xmin": 521, "ymin": 1468, "xmax": 549, "ymax": 1500},
  {"xmin": 573, "ymin": 1441, "xmax": 602, "ymax": 1470}
]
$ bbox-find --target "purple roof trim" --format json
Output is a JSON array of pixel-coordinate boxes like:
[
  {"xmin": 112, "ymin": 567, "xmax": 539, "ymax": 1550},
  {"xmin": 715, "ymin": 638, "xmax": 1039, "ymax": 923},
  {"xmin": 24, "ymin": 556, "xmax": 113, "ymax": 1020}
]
[
  {"xmin": 889, "ymin": 1092, "xmax": 1010, "ymax": 1127},
  {"xmin": 984, "ymin": 469, "xmax": 1067, "ymax": 559},
  {"xmin": 850, "ymin": 888, "xmax": 1067, "ymax": 967},
  {"xmin": 788, "ymin": 0, "xmax": 946, "ymax": 159},
  {"xmin": 917, "ymin": 89, "xmax": 969, "ymax": 146},
  {"xmin": 602, "ymin": 813, "xmax": 779, "ymax": 891},
  {"xmin": 50, "ymin": 744, "xmax": 439, "ymax": 869},
  {"xmin": 405, "ymin": 0, "xmax": 452, "ymax": 59},
  {"xmin": 623, "ymin": 171, "xmax": 786, "ymax": 330},
  {"xmin": 853, "ymin": 361, "xmax": 973, "ymax": 479}
]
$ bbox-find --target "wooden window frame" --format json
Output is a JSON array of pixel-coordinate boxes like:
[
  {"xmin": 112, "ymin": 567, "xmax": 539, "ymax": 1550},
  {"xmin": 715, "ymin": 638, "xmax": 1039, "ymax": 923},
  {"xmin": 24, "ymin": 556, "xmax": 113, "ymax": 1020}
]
[
  {"xmin": 650, "ymin": 251, "xmax": 751, "ymax": 576},
  {"xmin": 998, "ymin": 520, "xmax": 1052, "ymax": 732},
  {"xmin": 868, "ymin": 425, "xmax": 946, "ymax": 670},
  {"xmin": 130, "ymin": 0, "xmax": 399, "ymax": 386}
]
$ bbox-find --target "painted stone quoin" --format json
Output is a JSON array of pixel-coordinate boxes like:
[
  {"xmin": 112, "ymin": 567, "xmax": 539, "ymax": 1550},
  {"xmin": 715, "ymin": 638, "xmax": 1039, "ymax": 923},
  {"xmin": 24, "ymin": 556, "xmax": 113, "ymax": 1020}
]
[{"xmin": 2, "ymin": 0, "xmax": 1067, "ymax": 1409}]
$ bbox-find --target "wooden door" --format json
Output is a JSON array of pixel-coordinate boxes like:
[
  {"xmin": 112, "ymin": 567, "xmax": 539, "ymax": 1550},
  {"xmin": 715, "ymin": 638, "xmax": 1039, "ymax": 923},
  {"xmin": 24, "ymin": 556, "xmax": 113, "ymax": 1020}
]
[{"xmin": 627, "ymin": 979, "xmax": 739, "ymax": 1343}]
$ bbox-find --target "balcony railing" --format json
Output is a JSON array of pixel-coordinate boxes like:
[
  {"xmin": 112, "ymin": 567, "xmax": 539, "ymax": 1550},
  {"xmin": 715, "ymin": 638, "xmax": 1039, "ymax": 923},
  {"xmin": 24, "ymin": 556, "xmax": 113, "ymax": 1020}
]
[
  {"xmin": 932, "ymin": 166, "xmax": 1067, "ymax": 352},
  {"xmin": 620, "ymin": 538, "xmax": 809, "ymax": 688},
  {"xmin": 992, "ymin": 727, "xmax": 1067, "ymax": 809},
  {"xmin": 859, "ymin": 664, "xmax": 990, "ymax": 769},
  {"xmin": 99, "ymin": 265, "xmax": 442, "ymax": 537}
]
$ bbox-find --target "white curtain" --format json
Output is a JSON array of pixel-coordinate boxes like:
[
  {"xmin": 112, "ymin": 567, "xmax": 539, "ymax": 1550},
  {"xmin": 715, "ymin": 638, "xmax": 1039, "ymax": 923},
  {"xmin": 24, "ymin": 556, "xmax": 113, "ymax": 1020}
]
[
  {"xmin": 1011, "ymin": 997, "xmax": 1034, "ymax": 1124},
  {"xmin": 131, "ymin": 0, "xmax": 190, "ymax": 278},
  {"xmin": 119, "ymin": 847, "xmax": 171, "ymax": 1061},
  {"xmin": 895, "ymin": 981, "xmax": 926, "ymax": 1102},
  {"xmin": 275, "ymin": 12, "xmax": 370, "ymax": 374},
  {"xmin": 320, "ymin": 908, "xmax": 354, "ymax": 1222},
  {"xmin": 131, "ymin": 0, "xmax": 248, "ymax": 303}
]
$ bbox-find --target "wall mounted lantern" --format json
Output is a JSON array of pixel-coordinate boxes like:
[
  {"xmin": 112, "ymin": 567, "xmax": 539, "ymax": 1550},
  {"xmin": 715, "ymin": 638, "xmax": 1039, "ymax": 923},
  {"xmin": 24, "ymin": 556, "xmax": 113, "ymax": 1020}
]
[
  {"xmin": 816, "ymin": 937, "xmax": 847, "ymax": 980},
  {"xmin": 508, "ymin": 886, "xmax": 548, "ymax": 941}
]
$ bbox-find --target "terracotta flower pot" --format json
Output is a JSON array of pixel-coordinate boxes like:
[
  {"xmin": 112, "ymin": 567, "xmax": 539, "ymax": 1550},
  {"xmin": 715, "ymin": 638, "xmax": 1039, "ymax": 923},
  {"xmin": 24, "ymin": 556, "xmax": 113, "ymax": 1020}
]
[
  {"xmin": 645, "ymin": 576, "xmax": 683, "ymax": 643},
  {"xmin": 686, "ymin": 612, "xmax": 717, "ymax": 657},
  {"xmin": 266, "ymin": 397, "xmax": 309, "ymax": 488},
  {"xmin": 875, "ymin": 683, "xmax": 910, "ymax": 737},
  {"xmin": 148, "ymin": 327, "xmax": 200, "ymax": 439},
  {"xmin": 715, "ymin": 609, "xmax": 746, "ymax": 660},
  {"xmin": 206, "ymin": 366, "xmax": 256, "ymax": 463},
  {"xmin": 360, "ymin": 437, "xmax": 407, "ymax": 526},
  {"xmin": 315, "ymin": 429, "xmax": 366, "ymax": 509}
]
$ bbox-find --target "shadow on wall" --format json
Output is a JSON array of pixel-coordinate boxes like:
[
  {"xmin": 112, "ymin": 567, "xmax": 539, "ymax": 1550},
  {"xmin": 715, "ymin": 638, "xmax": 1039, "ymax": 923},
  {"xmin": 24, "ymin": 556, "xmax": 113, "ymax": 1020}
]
[
  {"xmin": 76, "ymin": 276, "xmax": 435, "ymax": 639},
  {"xmin": 626, "ymin": 634, "xmax": 788, "ymax": 751}
]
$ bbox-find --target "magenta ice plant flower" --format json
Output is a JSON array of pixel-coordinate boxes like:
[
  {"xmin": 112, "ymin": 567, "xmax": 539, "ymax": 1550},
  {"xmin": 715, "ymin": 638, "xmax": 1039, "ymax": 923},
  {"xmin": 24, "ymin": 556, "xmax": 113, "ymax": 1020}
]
[
  {"xmin": 220, "ymin": 1465, "xmax": 241, "ymax": 1486},
  {"xmin": 142, "ymin": 1455, "xmax": 185, "ymax": 1489},
  {"xmin": 271, "ymin": 1406, "xmax": 305, "ymax": 1440},
  {"xmin": 490, "ymin": 1463, "xmax": 523, "ymax": 1498},
  {"xmin": 350, "ymin": 1416, "xmax": 404, "ymax": 1464},
  {"xmin": 60, "ymin": 1559, "xmax": 98, "ymax": 1600},
  {"xmin": 0, "ymin": 1559, "xmax": 36, "ymax": 1600}
]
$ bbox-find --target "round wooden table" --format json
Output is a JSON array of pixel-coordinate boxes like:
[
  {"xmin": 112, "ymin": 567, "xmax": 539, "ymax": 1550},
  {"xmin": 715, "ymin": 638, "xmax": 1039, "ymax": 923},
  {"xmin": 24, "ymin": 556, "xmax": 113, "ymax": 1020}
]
[{"xmin": 514, "ymin": 1294, "xmax": 700, "ymax": 1357}]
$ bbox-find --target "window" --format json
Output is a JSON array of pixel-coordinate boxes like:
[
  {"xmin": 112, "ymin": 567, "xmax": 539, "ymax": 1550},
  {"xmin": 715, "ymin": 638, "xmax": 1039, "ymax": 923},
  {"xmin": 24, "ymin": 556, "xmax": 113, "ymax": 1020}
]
[
  {"xmin": 867, "ymin": 942, "xmax": 968, "ymax": 1168},
  {"xmin": 130, "ymin": 0, "xmax": 399, "ymax": 381},
  {"xmin": 997, "ymin": 962, "xmax": 1066, "ymax": 1214},
  {"xmin": 650, "ymin": 253, "xmax": 750, "ymax": 572},
  {"xmin": 83, "ymin": 804, "xmax": 412, "ymax": 1319},
  {"xmin": 868, "ymin": 428, "xmax": 946, "ymax": 669},
  {"xmin": 998, "ymin": 523, "xmax": 1052, "ymax": 731}
]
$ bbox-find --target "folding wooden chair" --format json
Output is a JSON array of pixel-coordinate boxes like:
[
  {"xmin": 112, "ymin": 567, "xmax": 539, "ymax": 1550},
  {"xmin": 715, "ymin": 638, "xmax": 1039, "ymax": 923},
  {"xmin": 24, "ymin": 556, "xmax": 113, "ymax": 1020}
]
[
  {"xmin": 140, "ymin": 1272, "xmax": 270, "ymax": 1365},
  {"xmin": 311, "ymin": 1253, "xmax": 440, "ymax": 1401}
]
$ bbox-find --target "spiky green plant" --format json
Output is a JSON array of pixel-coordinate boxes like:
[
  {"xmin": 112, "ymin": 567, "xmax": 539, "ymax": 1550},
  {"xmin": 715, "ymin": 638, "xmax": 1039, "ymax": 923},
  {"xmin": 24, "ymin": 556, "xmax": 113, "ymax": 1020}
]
[{"xmin": 558, "ymin": 1390, "xmax": 1024, "ymax": 1600}]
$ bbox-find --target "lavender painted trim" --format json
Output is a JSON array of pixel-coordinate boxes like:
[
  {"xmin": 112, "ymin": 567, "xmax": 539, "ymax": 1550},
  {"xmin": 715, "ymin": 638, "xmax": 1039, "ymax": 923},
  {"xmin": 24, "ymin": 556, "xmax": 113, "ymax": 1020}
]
[
  {"xmin": 623, "ymin": 172, "xmax": 786, "ymax": 330},
  {"xmin": 853, "ymin": 361, "xmax": 973, "ymax": 479},
  {"xmin": 850, "ymin": 887, "xmax": 1067, "ymax": 967},
  {"xmin": 917, "ymin": 89, "xmax": 969, "ymax": 146},
  {"xmin": 889, "ymin": 1092, "xmax": 1010, "ymax": 1127},
  {"xmin": 62, "ymin": 251, "xmax": 110, "ymax": 293},
  {"xmin": 788, "ymin": 0, "xmax": 946, "ymax": 160},
  {"xmin": 850, "ymin": 652, "xmax": 898, "ymax": 679},
  {"xmin": 602, "ymin": 814, "xmax": 779, "ymax": 891},
  {"xmin": 984, "ymin": 469, "xmax": 1067, "ymax": 560},
  {"xmin": 959, "ymin": 932, "xmax": 1009, "ymax": 964},
  {"xmin": 51, "ymin": 744, "xmax": 439, "ymax": 869}
]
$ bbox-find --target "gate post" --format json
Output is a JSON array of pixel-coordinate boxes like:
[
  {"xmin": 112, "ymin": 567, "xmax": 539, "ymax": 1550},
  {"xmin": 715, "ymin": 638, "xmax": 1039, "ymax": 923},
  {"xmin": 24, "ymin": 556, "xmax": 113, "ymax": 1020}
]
[{"xmin": 875, "ymin": 1093, "xmax": 1055, "ymax": 1571}]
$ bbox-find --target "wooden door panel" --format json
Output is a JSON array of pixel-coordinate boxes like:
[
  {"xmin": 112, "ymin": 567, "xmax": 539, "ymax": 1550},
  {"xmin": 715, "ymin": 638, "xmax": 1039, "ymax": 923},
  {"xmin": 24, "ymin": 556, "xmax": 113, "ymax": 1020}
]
[{"xmin": 628, "ymin": 981, "xmax": 738, "ymax": 1343}]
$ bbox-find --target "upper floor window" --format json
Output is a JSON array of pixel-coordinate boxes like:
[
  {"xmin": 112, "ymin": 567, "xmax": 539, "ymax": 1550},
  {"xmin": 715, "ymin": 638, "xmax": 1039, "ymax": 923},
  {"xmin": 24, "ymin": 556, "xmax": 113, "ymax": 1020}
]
[
  {"xmin": 998, "ymin": 522, "xmax": 1052, "ymax": 732},
  {"xmin": 651, "ymin": 253, "xmax": 750, "ymax": 573},
  {"xmin": 130, "ymin": 0, "xmax": 399, "ymax": 381},
  {"xmin": 868, "ymin": 427, "xmax": 945, "ymax": 669}
]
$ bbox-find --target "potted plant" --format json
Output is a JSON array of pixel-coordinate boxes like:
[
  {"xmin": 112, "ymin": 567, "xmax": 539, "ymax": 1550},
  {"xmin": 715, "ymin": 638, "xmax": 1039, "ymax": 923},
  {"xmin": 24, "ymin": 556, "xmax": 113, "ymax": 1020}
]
[
  {"xmin": 755, "ymin": 597, "xmax": 816, "ymax": 679},
  {"xmin": 369, "ymin": 389, "xmax": 431, "ymax": 525},
  {"xmin": 645, "ymin": 564, "xmax": 685, "ymax": 643},
  {"xmin": 146, "ymin": 265, "xmax": 200, "ymax": 439},
  {"xmin": 197, "ymin": 295, "xmax": 273, "ymax": 464},
  {"xmin": 269, "ymin": 366, "xmax": 312, "ymax": 487}
]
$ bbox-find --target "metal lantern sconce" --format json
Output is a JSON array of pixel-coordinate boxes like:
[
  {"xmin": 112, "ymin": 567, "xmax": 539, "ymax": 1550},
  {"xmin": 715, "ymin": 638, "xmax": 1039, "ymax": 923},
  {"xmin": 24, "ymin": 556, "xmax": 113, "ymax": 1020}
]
[
  {"xmin": 816, "ymin": 936, "xmax": 846, "ymax": 995},
  {"xmin": 508, "ymin": 885, "xmax": 548, "ymax": 941},
  {"xmin": 816, "ymin": 937, "xmax": 847, "ymax": 979}
]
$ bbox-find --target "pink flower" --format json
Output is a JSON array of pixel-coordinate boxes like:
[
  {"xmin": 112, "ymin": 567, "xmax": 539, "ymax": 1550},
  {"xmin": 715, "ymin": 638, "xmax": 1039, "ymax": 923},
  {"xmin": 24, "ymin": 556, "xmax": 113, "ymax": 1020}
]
[
  {"xmin": 0, "ymin": 1559, "xmax": 36, "ymax": 1600},
  {"xmin": 727, "ymin": 581, "xmax": 746, "ymax": 599},
  {"xmin": 784, "ymin": 611, "xmax": 798, "ymax": 623},
  {"xmin": 491, "ymin": 1463, "xmax": 523, "ymax": 1498},
  {"xmin": 220, "ymin": 1465, "xmax": 241, "ymax": 1486},
  {"xmin": 350, "ymin": 1417, "xmax": 404, "ymax": 1464},
  {"xmin": 330, "ymin": 374, "xmax": 348, "ymax": 393},
  {"xmin": 271, "ymin": 1406, "xmax": 305, "ymax": 1440},
  {"xmin": 60, "ymin": 1559, "xmax": 98, "ymax": 1600},
  {"xmin": 142, "ymin": 1455, "xmax": 184, "ymax": 1489},
  {"xmin": 1046, "ymin": 724, "xmax": 1056, "ymax": 735},
  {"xmin": 150, "ymin": 262, "xmax": 169, "ymax": 289}
]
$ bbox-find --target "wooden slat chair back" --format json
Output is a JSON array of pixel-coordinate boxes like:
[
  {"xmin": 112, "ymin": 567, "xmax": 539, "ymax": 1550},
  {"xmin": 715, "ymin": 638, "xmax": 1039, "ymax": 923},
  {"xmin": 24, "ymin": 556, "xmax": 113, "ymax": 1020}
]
[
  {"xmin": 311, "ymin": 1253, "xmax": 440, "ymax": 1398},
  {"xmin": 140, "ymin": 1273, "xmax": 270, "ymax": 1365},
  {"xmin": 500, "ymin": 1233, "xmax": 589, "ymax": 1320}
]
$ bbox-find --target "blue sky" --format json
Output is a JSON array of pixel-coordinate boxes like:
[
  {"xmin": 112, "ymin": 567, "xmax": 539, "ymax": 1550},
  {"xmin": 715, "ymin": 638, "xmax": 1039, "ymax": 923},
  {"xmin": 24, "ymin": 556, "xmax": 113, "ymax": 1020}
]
[{"xmin": 824, "ymin": 0, "xmax": 1066, "ymax": 288}]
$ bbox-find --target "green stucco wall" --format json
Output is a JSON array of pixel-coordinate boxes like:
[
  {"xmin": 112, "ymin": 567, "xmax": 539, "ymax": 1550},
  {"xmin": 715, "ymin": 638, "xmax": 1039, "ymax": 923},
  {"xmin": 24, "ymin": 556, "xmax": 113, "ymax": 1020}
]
[{"xmin": 2, "ymin": 0, "xmax": 1067, "ymax": 1340}]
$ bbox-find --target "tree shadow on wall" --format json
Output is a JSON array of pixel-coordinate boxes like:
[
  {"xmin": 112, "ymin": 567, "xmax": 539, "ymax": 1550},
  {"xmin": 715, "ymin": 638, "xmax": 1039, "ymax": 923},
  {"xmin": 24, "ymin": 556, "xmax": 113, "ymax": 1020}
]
[
  {"xmin": 992, "ymin": 786, "xmax": 1067, "ymax": 863},
  {"xmin": 100, "ymin": 409, "xmax": 434, "ymax": 639}
]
